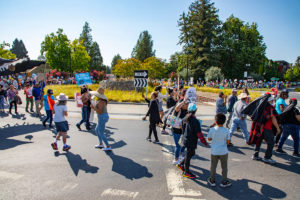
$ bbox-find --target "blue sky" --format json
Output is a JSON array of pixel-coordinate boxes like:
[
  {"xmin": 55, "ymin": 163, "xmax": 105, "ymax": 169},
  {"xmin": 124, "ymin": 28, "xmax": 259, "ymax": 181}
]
[{"xmin": 0, "ymin": 0, "xmax": 299, "ymax": 66}]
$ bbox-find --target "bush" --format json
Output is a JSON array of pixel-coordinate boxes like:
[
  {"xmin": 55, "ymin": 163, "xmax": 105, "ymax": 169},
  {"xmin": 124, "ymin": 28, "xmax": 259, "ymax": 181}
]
[
  {"xmin": 295, "ymin": 88, "xmax": 300, "ymax": 92},
  {"xmin": 205, "ymin": 67, "xmax": 224, "ymax": 81}
]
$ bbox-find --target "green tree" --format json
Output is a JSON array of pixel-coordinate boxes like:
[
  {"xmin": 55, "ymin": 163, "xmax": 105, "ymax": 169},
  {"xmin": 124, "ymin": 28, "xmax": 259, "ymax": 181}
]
[
  {"xmin": 113, "ymin": 58, "xmax": 142, "ymax": 77},
  {"xmin": 111, "ymin": 54, "xmax": 122, "ymax": 73},
  {"xmin": 79, "ymin": 22, "xmax": 93, "ymax": 55},
  {"xmin": 70, "ymin": 39, "xmax": 90, "ymax": 72},
  {"xmin": 89, "ymin": 42, "xmax": 104, "ymax": 71},
  {"xmin": 295, "ymin": 56, "xmax": 300, "ymax": 66},
  {"xmin": 218, "ymin": 15, "xmax": 266, "ymax": 79},
  {"xmin": 0, "ymin": 42, "xmax": 16, "ymax": 59},
  {"xmin": 205, "ymin": 66, "xmax": 224, "ymax": 81},
  {"xmin": 10, "ymin": 38, "xmax": 28, "ymax": 58},
  {"xmin": 178, "ymin": 0, "xmax": 221, "ymax": 79},
  {"xmin": 131, "ymin": 30, "xmax": 155, "ymax": 62},
  {"xmin": 41, "ymin": 28, "xmax": 71, "ymax": 72},
  {"xmin": 142, "ymin": 57, "xmax": 167, "ymax": 79}
]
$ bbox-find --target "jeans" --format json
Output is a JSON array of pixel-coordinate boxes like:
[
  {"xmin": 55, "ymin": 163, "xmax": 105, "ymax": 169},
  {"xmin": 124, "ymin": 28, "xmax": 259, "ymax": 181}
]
[
  {"xmin": 226, "ymin": 112, "xmax": 233, "ymax": 127},
  {"xmin": 26, "ymin": 97, "xmax": 33, "ymax": 111},
  {"xmin": 229, "ymin": 117, "xmax": 249, "ymax": 142},
  {"xmin": 179, "ymin": 148, "xmax": 195, "ymax": 173},
  {"xmin": 96, "ymin": 113, "xmax": 109, "ymax": 146},
  {"xmin": 172, "ymin": 132, "xmax": 185, "ymax": 159},
  {"xmin": 43, "ymin": 110, "xmax": 53, "ymax": 125},
  {"xmin": 210, "ymin": 154, "xmax": 228, "ymax": 182},
  {"xmin": 148, "ymin": 122, "xmax": 159, "ymax": 141},
  {"xmin": 9, "ymin": 100, "xmax": 17, "ymax": 113},
  {"xmin": 77, "ymin": 106, "xmax": 91, "ymax": 128},
  {"xmin": 278, "ymin": 124, "xmax": 299, "ymax": 154},
  {"xmin": 254, "ymin": 129, "xmax": 274, "ymax": 159}
]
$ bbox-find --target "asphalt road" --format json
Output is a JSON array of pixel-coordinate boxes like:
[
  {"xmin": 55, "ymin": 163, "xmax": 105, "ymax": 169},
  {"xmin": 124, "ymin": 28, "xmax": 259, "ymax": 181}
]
[{"xmin": 0, "ymin": 113, "xmax": 299, "ymax": 200}]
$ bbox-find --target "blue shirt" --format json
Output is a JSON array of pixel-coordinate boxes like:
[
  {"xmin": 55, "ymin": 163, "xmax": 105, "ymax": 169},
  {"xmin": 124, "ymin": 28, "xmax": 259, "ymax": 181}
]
[
  {"xmin": 44, "ymin": 95, "xmax": 55, "ymax": 111},
  {"xmin": 275, "ymin": 98, "xmax": 287, "ymax": 114},
  {"xmin": 216, "ymin": 97, "xmax": 227, "ymax": 114}
]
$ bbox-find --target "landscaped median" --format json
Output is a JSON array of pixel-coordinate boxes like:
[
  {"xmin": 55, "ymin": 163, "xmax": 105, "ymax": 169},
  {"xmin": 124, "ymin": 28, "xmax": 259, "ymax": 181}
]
[{"xmin": 45, "ymin": 84, "xmax": 262, "ymax": 103}]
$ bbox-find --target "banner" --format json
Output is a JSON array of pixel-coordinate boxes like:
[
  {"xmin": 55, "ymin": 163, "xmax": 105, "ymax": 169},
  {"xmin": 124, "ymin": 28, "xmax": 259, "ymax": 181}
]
[
  {"xmin": 186, "ymin": 87, "xmax": 197, "ymax": 103},
  {"xmin": 75, "ymin": 72, "xmax": 92, "ymax": 86}
]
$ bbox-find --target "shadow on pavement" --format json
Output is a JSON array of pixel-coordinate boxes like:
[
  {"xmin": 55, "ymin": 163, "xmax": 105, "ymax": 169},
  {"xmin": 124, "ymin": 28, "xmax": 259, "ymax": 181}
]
[
  {"xmin": 105, "ymin": 151, "xmax": 153, "ymax": 180},
  {"xmin": 54, "ymin": 151, "xmax": 99, "ymax": 176},
  {"xmin": 110, "ymin": 140, "xmax": 127, "ymax": 149},
  {"xmin": 228, "ymin": 145, "xmax": 253, "ymax": 155},
  {"xmin": 0, "ymin": 123, "xmax": 42, "ymax": 150},
  {"xmin": 191, "ymin": 165, "xmax": 286, "ymax": 200}
]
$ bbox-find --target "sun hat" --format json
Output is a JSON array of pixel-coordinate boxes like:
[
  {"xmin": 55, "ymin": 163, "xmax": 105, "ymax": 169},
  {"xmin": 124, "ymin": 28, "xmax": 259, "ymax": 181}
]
[
  {"xmin": 238, "ymin": 93, "xmax": 248, "ymax": 99},
  {"xmin": 188, "ymin": 103, "xmax": 197, "ymax": 112},
  {"xmin": 232, "ymin": 88, "xmax": 238, "ymax": 92},
  {"xmin": 56, "ymin": 93, "xmax": 68, "ymax": 101},
  {"xmin": 90, "ymin": 90, "xmax": 108, "ymax": 101}
]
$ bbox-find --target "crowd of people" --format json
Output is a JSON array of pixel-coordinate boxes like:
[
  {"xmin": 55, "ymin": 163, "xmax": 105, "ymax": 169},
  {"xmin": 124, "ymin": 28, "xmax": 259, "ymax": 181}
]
[{"xmin": 1, "ymin": 76, "xmax": 299, "ymax": 188}]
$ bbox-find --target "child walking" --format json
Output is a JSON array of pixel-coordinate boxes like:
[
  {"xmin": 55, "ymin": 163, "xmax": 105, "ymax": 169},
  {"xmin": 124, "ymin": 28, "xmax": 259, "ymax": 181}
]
[
  {"xmin": 143, "ymin": 92, "xmax": 161, "ymax": 143},
  {"xmin": 176, "ymin": 103, "xmax": 207, "ymax": 179},
  {"xmin": 51, "ymin": 93, "xmax": 71, "ymax": 151},
  {"xmin": 207, "ymin": 113, "xmax": 231, "ymax": 187}
]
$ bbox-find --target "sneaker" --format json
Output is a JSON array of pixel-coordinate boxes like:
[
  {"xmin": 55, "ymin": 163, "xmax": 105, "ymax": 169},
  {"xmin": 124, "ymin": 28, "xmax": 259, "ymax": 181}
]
[
  {"xmin": 292, "ymin": 152, "xmax": 300, "ymax": 158},
  {"xmin": 275, "ymin": 149, "xmax": 287, "ymax": 154},
  {"xmin": 26, "ymin": 110, "xmax": 29, "ymax": 113},
  {"xmin": 252, "ymin": 155, "xmax": 262, "ymax": 161},
  {"xmin": 63, "ymin": 145, "xmax": 71, "ymax": 151},
  {"xmin": 15, "ymin": 112, "xmax": 19, "ymax": 115},
  {"xmin": 161, "ymin": 130, "xmax": 169, "ymax": 135},
  {"xmin": 42, "ymin": 121, "xmax": 46, "ymax": 127},
  {"xmin": 274, "ymin": 143, "xmax": 278, "ymax": 148},
  {"xmin": 51, "ymin": 142, "xmax": 58, "ymax": 150},
  {"xmin": 263, "ymin": 158, "xmax": 276, "ymax": 164},
  {"xmin": 103, "ymin": 146, "xmax": 112, "ymax": 151},
  {"xmin": 179, "ymin": 155, "xmax": 185, "ymax": 162},
  {"xmin": 30, "ymin": 110, "xmax": 34, "ymax": 112},
  {"xmin": 220, "ymin": 180, "xmax": 232, "ymax": 188},
  {"xmin": 146, "ymin": 137, "xmax": 152, "ymax": 142},
  {"xmin": 95, "ymin": 144, "xmax": 104, "ymax": 149},
  {"xmin": 172, "ymin": 159, "xmax": 179, "ymax": 165},
  {"xmin": 153, "ymin": 140, "xmax": 160, "ymax": 144},
  {"xmin": 207, "ymin": 178, "xmax": 216, "ymax": 187},
  {"xmin": 227, "ymin": 142, "xmax": 233, "ymax": 147},
  {"xmin": 176, "ymin": 164, "xmax": 184, "ymax": 172},
  {"xmin": 49, "ymin": 125, "xmax": 53, "ymax": 129},
  {"xmin": 76, "ymin": 124, "xmax": 81, "ymax": 131},
  {"xmin": 182, "ymin": 171, "xmax": 196, "ymax": 179}
]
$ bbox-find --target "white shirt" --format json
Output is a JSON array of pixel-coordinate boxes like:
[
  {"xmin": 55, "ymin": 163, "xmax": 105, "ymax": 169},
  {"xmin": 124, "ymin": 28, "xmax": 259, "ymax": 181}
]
[
  {"xmin": 207, "ymin": 126, "xmax": 230, "ymax": 155},
  {"xmin": 53, "ymin": 104, "xmax": 67, "ymax": 122},
  {"xmin": 157, "ymin": 92, "xmax": 168, "ymax": 102}
]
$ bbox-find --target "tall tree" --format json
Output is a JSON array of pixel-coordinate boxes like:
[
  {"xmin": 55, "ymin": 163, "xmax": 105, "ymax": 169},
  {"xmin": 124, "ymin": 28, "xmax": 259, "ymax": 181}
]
[
  {"xmin": 89, "ymin": 42, "xmax": 104, "ymax": 71},
  {"xmin": 70, "ymin": 39, "xmax": 90, "ymax": 72},
  {"xmin": 178, "ymin": 0, "xmax": 221, "ymax": 79},
  {"xmin": 41, "ymin": 28, "xmax": 71, "ymax": 72},
  {"xmin": 111, "ymin": 54, "xmax": 122, "ymax": 73},
  {"xmin": 10, "ymin": 39, "xmax": 28, "ymax": 58},
  {"xmin": 0, "ymin": 42, "xmax": 16, "ymax": 59},
  {"xmin": 131, "ymin": 30, "xmax": 155, "ymax": 62},
  {"xmin": 79, "ymin": 22, "xmax": 93, "ymax": 55},
  {"xmin": 218, "ymin": 15, "xmax": 266, "ymax": 79}
]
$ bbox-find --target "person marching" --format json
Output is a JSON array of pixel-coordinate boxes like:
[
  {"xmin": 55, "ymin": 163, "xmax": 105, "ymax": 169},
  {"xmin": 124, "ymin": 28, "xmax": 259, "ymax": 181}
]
[
  {"xmin": 161, "ymin": 88, "xmax": 178, "ymax": 135},
  {"xmin": 155, "ymin": 85, "xmax": 168, "ymax": 121},
  {"xmin": 7, "ymin": 84, "xmax": 19, "ymax": 115},
  {"xmin": 24, "ymin": 83, "xmax": 34, "ymax": 112},
  {"xmin": 51, "ymin": 93, "xmax": 71, "ymax": 151},
  {"xmin": 228, "ymin": 93, "xmax": 250, "ymax": 145},
  {"xmin": 207, "ymin": 113, "xmax": 232, "ymax": 188},
  {"xmin": 42, "ymin": 89, "xmax": 55, "ymax": 128},
  {"xmin": 143, "ymin": 91, "xmax": 161, "ymax": 143},
  {"xmin": 226, "ymin": 89, "xmax": 238, "ymax": 128},
  {"xmin": 0, "ymin": 85, "xmax": 6, "ymax": 113},
  {"xmin": 216, "ymin": 92, "xmax": 227, "ymax": 115},
  {"xmin": 176, "ymin": 103, "xmax": 207, "ymax": 179},
  {"xmin": 275, "ymin": 98, "xmax": 300, "ymax": 158},
  {"xmin": 76, "ymin": 87, "xmax": 91, "ymax": 131},
  {"xmin": 32, "ymin": 83, "xmax": 43, "ymax": 116},
  {"xmin": 91, "ymin": 87, "xmax": 111, "ymax": 151}
]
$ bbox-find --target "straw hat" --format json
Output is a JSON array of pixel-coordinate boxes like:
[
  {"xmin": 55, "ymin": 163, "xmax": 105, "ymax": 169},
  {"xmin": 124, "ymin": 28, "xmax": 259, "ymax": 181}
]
[
  {"xmin": 56, "ymin": 93, "xmax": 68, "ymax": 101},
  {"xmin": 90, "ymin": 91, "xmax": 108, "ymax": 101},
  {"xmin": 238, "ymin": 93, "xmax": 249, "ymax": 99}
]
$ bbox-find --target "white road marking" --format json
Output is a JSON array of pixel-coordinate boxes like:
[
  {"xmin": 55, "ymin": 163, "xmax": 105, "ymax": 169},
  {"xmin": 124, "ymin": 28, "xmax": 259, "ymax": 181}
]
[
  {"xmin": 62, "ymin": 183, "xmax": 78, "ymax": 191},
  {"xmin": 0, "ymin": 171, "xmax": 24, "ymax": 180},
  {"xmin": 232, "ymin": 158, "xmax": 242, "ymax": 162},
  {"xmin": 101, "ymin": 188, "xmax": 139, "ymax": 199},
  {"xmin": 172, "ymin": 197, "xmax": 206, "ymax": 200}
]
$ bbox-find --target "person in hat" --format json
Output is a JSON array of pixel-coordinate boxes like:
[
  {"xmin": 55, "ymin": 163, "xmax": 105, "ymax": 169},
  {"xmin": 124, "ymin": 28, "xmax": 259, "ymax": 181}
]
[
  {"xmin": 32, "ymin": 82, "xmax": 43, "ymax": 116},
  {"xmin": 176, "ymin": 103, "xmax": 207, "ymax": 179},
  {"xmin": 228, "ymin": 93, "xmax": 250, "ymax": 145},
  {"xmin": 226, "ymin": 89, "xmax": 238, "ymax": 128},
  {"xmin": 42, "ymin": 89, "xmax": 55, "ymax": 128},
  {"xmin": 24, "ymin": 83, "xmax": 34, "ymax": 112},
  {"xmin": 91, "ymin": 87, "xmax": 111, "ymax": 151},
  {"xmin": 51, "ymin": 93, "xmax": 71, "ymax": 151},
  {"xmin": 76, "ymin": 86, "xmax": 91, "ymax": 131},
  {"xmin": 252, "ymin": 94, "xmax": 280, "ymax": 164},
  {"xmin": 275, "ymin": 98, "xmax": 300, "ymax": 158}
]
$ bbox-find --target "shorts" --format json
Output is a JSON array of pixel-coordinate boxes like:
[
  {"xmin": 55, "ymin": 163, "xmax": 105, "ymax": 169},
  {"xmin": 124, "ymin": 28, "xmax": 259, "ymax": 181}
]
[
  {"xmin": 158, "ymin": 101, "xmax": 163, "ymax": 112},
  {"xmin": 55, "ymin": 121, "xmax": 69, "ymax": 132}
]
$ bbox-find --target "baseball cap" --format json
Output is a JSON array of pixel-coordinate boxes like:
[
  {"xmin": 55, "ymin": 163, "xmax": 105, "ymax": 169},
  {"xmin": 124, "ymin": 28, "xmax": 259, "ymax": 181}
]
[{"xmin": 188, "ymin": 103, "xmax": 197, "ymax": 112}]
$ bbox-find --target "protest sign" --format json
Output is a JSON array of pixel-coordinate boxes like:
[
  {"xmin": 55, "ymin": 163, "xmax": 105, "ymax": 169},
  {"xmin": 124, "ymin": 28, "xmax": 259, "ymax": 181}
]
[
  {"xmin": 186, "ymin": 87, "xmax": 197, "ymax": 103},
  {"xmin": 74, "ymin": 92, "xmax": 83, "ymax": 107},
  {"xmin": 75, "ymin": 73, "xmax": 92, "ymax": 86}
]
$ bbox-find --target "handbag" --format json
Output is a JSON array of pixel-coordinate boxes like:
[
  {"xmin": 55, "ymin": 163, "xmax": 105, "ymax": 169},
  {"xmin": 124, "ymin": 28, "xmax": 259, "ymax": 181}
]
[
  {"xmin": 15, "ymin": 95, "xmax": 22, "ymax": 105},
  {"xmin": 167, "ymin": 109, "xmax": 182, "ymax": 129}
]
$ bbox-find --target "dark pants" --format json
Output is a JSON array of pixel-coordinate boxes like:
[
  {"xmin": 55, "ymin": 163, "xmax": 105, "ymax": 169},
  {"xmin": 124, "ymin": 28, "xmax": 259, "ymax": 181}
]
[
  {"xmin": 9, "ymin": 100, "xmax": 17, "ymax": 113},
  {"xmin": 278, "ymin": 124, "xmax": 299, "ymax": 154},
  {"xmin": 148, "ymin": 122, "xmax": 158, "ymax": 141},
  {"xmin": 254, "ymin": 129, "xmax": 274, "ymax": 159},
  {"xmin": 43, "ymin": 110, "xmax": 53, "ymax": 125},
  {"xmin": 210, "ymin": 154, "xmax": 228, "ymax": 182},
  {"xmin": 180, "ymin": 148, "xmax": 195, "ymax": 173},
  {"xmin": 26, "ymin": 97, "xmax": 34, "ymax": 111},
  {"xmin": 77, "ymin": 106, "xmax": 91, "ymax": 128},
  {"xmin": 275, "ymin": 125, "xmax": 283, "ymax": 144}
]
